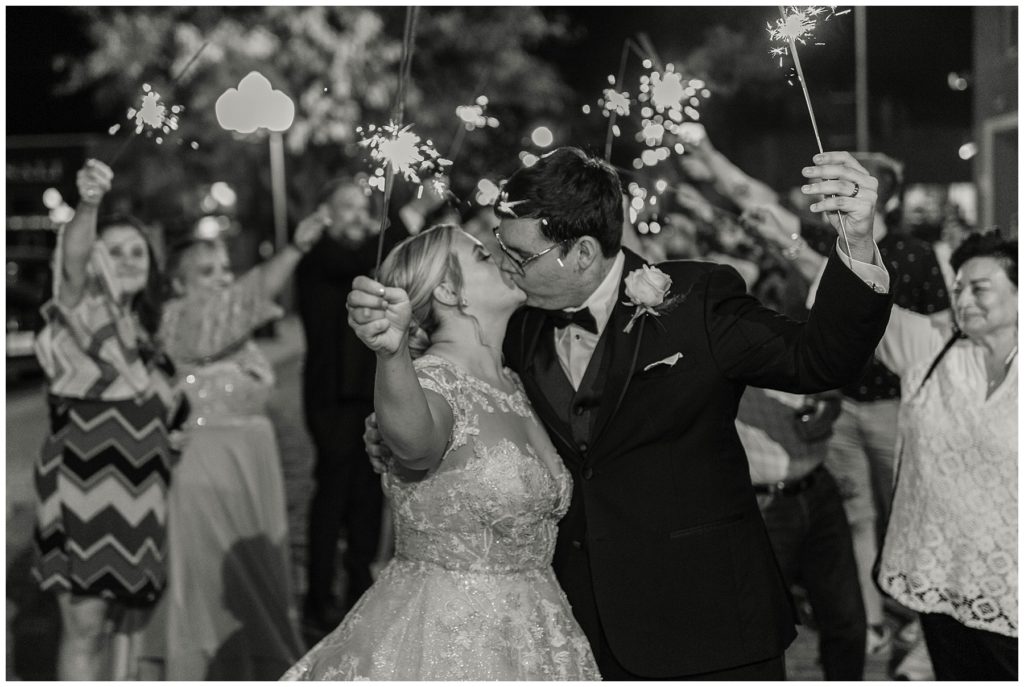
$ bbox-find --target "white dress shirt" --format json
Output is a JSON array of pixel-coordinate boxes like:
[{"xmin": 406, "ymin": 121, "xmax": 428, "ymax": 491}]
[
  {"xmin": 555, "ymin": 251, "xmax": 624, "ymax": 390},
  {"xmin": 805, "ymin": 240, "xmax": 892, "ymax": 308}
]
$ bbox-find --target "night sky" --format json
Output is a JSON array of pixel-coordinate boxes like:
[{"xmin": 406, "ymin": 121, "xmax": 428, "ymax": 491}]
[{"xmin": 6, "ymin": 6, "xmax": 973, "ymax": 138}]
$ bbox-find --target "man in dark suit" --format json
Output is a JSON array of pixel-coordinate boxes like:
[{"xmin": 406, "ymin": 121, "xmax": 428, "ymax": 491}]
[
  {"xmin": 362, "ymin": 147, "xmax": 892, "ymax": 679},
  {"xmin": 296, "ymin": 177, "xmax": 394, "ymax": 634}
]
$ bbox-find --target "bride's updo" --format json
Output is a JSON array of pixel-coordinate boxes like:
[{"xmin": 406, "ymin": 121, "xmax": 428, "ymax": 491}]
[{"xmin": 378, "ymin": 224, "xmax": 466, "ymax": 358}]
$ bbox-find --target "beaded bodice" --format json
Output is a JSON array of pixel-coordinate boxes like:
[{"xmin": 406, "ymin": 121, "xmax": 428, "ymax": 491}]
[{"xmin": 384, "ymin": 355, "xmax": 571, "ymax": 574}]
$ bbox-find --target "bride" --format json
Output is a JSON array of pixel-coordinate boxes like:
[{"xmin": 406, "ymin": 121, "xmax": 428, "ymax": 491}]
[{"xmin": 281, "ymin": 224, "xmax": 599, "ymax": 680}]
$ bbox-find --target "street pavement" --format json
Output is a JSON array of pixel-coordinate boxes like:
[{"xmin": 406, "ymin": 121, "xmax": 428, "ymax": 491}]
[{"xmin": 6, "ymin": 315, "xmax": 906, "ymax": 680}]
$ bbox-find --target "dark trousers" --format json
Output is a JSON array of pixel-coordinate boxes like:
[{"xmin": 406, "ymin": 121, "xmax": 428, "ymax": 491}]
[
  {"xmin": 594, "ymin": 617, "xmax": 786, "ymax": 680},
  {"xmin": 304, "ymin": 401, "xmax": 383, "ymax": 614},
  {"xmin": 920, "ymin": 612, "xmax": 1018, "ymax": 681},
  {"xmin": 756, "ymin": 467, "xmax": 867, "ymax": 680}
]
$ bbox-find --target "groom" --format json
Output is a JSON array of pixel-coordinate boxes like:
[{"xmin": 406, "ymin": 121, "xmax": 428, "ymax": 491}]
[{"xmin": 367, "ymin": 147, "xmax": 891, "ymax": 679}]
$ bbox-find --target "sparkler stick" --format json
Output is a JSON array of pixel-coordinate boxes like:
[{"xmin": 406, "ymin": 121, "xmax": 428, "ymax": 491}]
[
  {"xmin": 604, "ymin": 39, "xmax": 633, "ymax": 161},
  {"xmin": 375, "ymin": 6, "xmax": 421, "ymax": 272},
  {"xmin": 603, "ymin": 37, "xmax": 654, "ymax": 161},
  {"xmin": 774, "ymin": 6, "xmax": 853, "ymax": 266},
  {"xmin": 108, "ymin": 41, "xmax": 209, "ymax": 166}
]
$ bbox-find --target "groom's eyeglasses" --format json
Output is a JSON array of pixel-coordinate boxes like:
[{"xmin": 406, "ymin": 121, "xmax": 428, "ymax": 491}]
[{"xmin": 492, "ymin": 227, "xmax": 570, "ymax": 275}]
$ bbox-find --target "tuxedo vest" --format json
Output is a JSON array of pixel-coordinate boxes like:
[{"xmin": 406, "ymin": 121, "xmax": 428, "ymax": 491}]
[{"xmin": 533, "ymin": 321, "xmax": 612, "ymax": 456}]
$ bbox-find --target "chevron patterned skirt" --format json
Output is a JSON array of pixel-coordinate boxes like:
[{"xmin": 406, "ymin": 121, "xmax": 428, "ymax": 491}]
[{"xmin": 32, "ymin": 394, "xmax": 173, "ymax": 607}]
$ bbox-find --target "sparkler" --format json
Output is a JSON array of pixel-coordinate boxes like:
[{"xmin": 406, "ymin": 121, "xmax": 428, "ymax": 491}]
[
  {"xmin": 769, "ymin": 5, "xmax": 853, "ymax": 265},
  {"xmin": 631, "ymin": 68, "xmax": 707, "ymax": 172},
  {"xmin": 373, "ymin": 5, "xmax": 422, "ymax": 271},
  {"xmin": 603, "ymin": 37, "xmax": 648, "ymax": 160},
  {"xmin": 358, "ymin": 122, "xmax": 451, "ymax": 193},
  {"xmin": 107, "ymin": 41, "xmax": 209, "ymax": 166}
]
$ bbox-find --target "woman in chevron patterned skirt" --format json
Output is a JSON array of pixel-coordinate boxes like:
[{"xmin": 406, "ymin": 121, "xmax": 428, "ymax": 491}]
[{"xmin": 32, "ymin": 160, "xmax": 187, "ymax": 680}]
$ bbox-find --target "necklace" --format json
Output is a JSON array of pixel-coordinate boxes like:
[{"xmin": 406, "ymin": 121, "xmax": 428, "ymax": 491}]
[{"xmin": 987, "ymin": 344, "xmax": 1018, "ymax": 389}]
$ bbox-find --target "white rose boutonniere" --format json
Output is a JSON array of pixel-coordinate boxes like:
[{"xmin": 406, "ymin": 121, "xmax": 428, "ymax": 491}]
[{"xmin": 622, "ymin": 265, "xmax": 686, "ymax": 333}]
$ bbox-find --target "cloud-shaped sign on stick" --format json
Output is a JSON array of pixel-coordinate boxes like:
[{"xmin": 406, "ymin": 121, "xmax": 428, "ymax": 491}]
[{"xmin": 215, "ymin": 71, "xmax": 295, "ymax": 133}]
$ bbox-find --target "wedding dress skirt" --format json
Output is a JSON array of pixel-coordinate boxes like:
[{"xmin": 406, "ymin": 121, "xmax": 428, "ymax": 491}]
[{"xmin": 282, "ymin": 355, "xmax": 599, "ymax": 680}]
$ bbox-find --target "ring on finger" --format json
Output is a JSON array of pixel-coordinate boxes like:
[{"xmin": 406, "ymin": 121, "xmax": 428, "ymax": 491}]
[{"xmin": 850, "ymin": 181, "xmax": 860, "ymax": 198}]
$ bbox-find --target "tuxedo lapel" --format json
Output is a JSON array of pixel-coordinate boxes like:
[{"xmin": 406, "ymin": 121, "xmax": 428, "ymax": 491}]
[{"xmin": 589, "ymin": 250, "xmax": 648, "ymax": 450}]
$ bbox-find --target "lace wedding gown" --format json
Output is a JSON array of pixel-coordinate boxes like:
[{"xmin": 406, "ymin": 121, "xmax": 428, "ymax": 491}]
[{"xmin": 282, "ymin": 354, "xmax": 599, "ymax": 680}]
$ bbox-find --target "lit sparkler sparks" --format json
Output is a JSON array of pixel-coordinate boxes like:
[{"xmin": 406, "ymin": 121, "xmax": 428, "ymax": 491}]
[
  {"xmin": 358, "ymin": 122, "xmax": 452, "ymax": 193},
  {"xmin": 768, "ymin": 5, "xmax": 855, "ymax": 267},
  {"xmin": 767, "ymin": 6, "xmax": 850, "ymax": 66},
  {"xmin": 600, "ymin": 88, "xmax": 631, "ymax": 117},
  {"xmin": 455, "ymin": 95, "xmax": 500, "ymax": 131},
  {"xmin": 649, "ymin": 68, "xmax": 685, "ymax": 112},
  {"xmin": 631, "ymin": 65, "xmax": 709, "ymax": 170},
  {"xmin": 124, "ymin": 84, "xmax": 182, "ymax": 138}
]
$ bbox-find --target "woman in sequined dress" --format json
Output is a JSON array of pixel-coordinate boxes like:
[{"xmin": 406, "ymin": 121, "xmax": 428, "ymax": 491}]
[
  {"xmin": 282, "ymin": 224, "xmax": 600, "ymax": 680},
  {"xmin": 137, "ymin": 211, "xmax": 327, "ymax": 679}
]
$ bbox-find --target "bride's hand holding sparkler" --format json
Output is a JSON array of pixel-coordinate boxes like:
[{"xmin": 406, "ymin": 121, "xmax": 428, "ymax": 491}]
[
  {"xmin": 800, "ymin": 151, "xmax": 878, "ymax": 263},
  {"xmin": 347, "ymin": 276, "xmax": 413, "ymax": 357}
]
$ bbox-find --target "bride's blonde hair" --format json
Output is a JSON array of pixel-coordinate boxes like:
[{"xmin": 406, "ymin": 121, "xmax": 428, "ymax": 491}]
[{"xmin": 378, "ymin": 224, "xmax": 467, "ymax": 358}]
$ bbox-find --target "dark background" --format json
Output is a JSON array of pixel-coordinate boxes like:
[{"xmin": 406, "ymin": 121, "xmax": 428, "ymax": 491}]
[{"xmin": 8, "ymin": 5, "xmax": 974, "ymax": 177}]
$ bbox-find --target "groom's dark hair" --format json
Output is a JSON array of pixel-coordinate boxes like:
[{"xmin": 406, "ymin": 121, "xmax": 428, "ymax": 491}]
[{"xmin": 498, "ymin": 147, "xmax": 623, "ymax": 257}]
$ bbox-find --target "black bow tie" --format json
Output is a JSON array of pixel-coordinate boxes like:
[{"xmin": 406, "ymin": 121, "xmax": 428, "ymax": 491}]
[{"xmin": 546, "ymin": 307, "xmax": 598, "ymax": 334}]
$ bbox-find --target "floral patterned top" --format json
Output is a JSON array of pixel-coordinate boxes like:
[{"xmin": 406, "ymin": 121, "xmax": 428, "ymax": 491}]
[{"xmin": 875, "ymin": 306, "xmax": 1017, "ymax": 637}]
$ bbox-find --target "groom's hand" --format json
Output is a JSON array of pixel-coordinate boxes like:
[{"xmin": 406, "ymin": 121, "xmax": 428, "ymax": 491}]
[
  {"xmin": 800, "ymin": 151, "xmax": 878, "ymax": 263},
  {"xmin": 363, "ymin": 412, "xmax": 393, "ymax": 474}
]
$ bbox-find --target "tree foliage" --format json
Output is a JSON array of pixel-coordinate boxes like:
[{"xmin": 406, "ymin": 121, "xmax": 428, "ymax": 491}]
[{"xmin": 61, "ymin": 6, "xmax": 569, "ymax": 242}]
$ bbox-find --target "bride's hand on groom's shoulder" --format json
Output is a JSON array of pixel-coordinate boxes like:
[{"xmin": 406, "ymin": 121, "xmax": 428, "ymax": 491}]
[{"xmin": 347, "ymin": 275, "xmax": 413, "ymax": 356}]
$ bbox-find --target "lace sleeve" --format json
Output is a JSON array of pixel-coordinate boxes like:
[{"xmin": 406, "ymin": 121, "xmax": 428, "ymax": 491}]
[
  {"xmin": 875, "ymin": 304, "xmax": 948, "ymax": 378},
  {"xmin": 413, "ymin": 356, "xmax": 478, "ymax": 457},
  {"xmin": 160, "ymin": 267, "xmax": 283, "ymax": 363}
]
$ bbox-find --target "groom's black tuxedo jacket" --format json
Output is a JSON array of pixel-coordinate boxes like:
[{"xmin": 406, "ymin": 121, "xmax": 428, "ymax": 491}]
[{"xmin": 503, "ymin": 247, "xmax": 892, "ymax": 678}]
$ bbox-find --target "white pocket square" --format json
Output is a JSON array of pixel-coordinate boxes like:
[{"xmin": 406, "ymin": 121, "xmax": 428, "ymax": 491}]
[{"xmin": 643, "ymin": 352, "xmax": 684, "ymax": 372}]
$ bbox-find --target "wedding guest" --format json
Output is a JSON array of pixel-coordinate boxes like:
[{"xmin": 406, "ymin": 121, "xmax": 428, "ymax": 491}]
[
  {"xmin": 32, "ymin": 160, "xmax": 185, "ymax": 679},
  {"xmin": 738, "ymin": 269, "xmax": 866, "ymax": 680},
  {"xmin": 742, "ymin": 155, "xmax": 949, "ymax": 656},
  {"xmin": 138, "ymin": 212, "xmax": 325, "ymax": 679},
  {"xmin": 296, "ymin": 177, "xmax": 398, "ymax": 635},
  {"xmin": 874, "ymin": 230, "xmax": 1017, "ymax": 680}
]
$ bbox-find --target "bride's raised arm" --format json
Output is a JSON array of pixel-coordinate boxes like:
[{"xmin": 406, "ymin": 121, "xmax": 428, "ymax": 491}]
[{"xmin": 347, "ymin": 275, "xmax": 452, "ymax": 472}]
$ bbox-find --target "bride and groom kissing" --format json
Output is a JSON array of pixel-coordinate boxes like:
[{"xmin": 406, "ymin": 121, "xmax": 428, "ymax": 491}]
[{"xmin": 283, "ymin": 146, "xmax": 892, "ymax": 680}]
